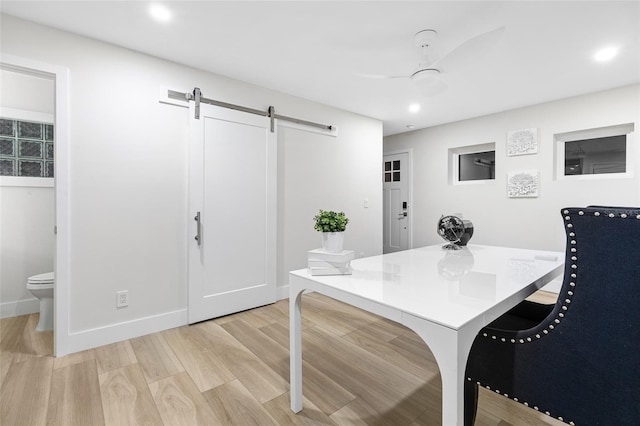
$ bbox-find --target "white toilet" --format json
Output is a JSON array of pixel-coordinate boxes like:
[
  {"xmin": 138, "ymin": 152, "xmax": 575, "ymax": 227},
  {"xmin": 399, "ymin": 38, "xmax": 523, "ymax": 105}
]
[{"xmin": 26, "ymin": 272, "xmax": 54, "ymax": 332}]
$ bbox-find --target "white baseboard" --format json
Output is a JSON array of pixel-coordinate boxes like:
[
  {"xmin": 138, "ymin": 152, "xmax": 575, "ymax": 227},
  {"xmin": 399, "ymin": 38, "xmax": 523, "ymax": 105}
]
[
  {"xmin": 276, "ymin": 284, "xmax": 289, "ymax": 301},
  {"xmin": 61, "ymin": 286, "xmax": 291, "ymax": 356},
  {"xmin": 0, "ymin": 298, "xmax": 39, "ymax": 319},
  {"xmin": 63, "ymin": 308, "xmax": 188, "ymax": 356}
]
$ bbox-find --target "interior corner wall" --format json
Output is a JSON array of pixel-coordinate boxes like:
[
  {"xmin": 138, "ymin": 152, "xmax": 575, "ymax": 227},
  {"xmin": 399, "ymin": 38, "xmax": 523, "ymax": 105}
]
[
  {"xmin": 0, "ymin": 14, "xmax": 382, "ymax": 353},
  {"xmin": 0, "ymin": 69, "xmax": 55, "ymax": 319},
  {"xmin": 384, "ymin": 84, "xmax": 640, "ymax": 254}
]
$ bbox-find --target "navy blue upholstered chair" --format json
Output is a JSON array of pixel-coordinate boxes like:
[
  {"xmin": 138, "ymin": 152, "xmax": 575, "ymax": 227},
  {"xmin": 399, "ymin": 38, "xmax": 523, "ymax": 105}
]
[{"xmin": 464, "ymin": 206, "xmax": 640, "ymax": 425}]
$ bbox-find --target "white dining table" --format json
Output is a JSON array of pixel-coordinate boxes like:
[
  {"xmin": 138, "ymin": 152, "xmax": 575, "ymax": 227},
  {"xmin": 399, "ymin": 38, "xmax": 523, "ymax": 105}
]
[{"xmin": 289, "ymin": 244, "xmax": 564, "ymax": 425}]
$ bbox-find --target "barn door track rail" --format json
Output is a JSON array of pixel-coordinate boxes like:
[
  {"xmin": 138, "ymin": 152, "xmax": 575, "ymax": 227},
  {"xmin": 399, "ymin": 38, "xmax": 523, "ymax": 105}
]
[{"xmin": 168, "ymin": 87, "xmax": 333, "ymax": 133}]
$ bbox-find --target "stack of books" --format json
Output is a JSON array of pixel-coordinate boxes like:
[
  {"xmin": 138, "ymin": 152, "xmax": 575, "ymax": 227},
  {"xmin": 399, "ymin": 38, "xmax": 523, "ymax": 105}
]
[{"xmin": 307, "ymin": 248, "xmax": 355, "ymax": 276}]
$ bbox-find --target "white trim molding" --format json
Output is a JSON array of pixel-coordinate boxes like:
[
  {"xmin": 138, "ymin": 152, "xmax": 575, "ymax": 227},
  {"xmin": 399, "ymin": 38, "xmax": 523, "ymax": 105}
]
[
  {"xmin": 66, "ymin": 309, "xmax": 188, "ymax": 354},
  {"xmin": 0, "ymin": 298, "xmax": 39, "ymax": 319}
]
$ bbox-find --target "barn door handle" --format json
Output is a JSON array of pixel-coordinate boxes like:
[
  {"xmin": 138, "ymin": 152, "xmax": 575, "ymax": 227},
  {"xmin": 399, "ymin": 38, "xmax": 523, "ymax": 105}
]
[{"xmin": 194, "ymin": 211, "xmax": 201, "ymax": 245}]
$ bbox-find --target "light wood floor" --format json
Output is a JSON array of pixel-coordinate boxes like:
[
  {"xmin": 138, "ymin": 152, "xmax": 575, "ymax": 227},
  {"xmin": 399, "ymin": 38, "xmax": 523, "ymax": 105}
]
[{"xmin": 1, "ymin": 291, "xmax": 565, "ymax": 425}]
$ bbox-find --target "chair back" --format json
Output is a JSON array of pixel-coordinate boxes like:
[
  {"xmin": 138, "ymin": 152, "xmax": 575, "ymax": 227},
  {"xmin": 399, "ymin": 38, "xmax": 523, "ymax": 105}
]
[{"xmin": 552, "ymin": 206, "xmax": 640, "ymax": 424}]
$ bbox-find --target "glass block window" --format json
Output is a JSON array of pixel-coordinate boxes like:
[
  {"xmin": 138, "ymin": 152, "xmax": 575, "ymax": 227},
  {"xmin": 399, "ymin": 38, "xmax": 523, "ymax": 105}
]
[{"xmin": 0, "ymin": 118, "xmax": 54, "ymax": 177}]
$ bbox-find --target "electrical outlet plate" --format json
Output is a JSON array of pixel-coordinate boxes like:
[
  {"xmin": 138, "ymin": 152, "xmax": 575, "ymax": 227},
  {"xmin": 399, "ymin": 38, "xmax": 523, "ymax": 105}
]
[{"xmin": 116, "ymin": 290, "xmax": 128, "ymax": 308}]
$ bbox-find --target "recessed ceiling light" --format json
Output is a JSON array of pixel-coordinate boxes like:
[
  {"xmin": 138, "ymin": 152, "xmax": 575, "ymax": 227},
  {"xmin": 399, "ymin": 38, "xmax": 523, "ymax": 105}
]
[
  {"xmin": 594, "ymin": 46, "xmax": 619, "ymax": 62},
  {"xmin": 149, "ymin": 4, "xmax": 172, "ymax": 23},
  {"xmin": 409, "ymin": 103, "xmax": 421, "ymax": 113}
]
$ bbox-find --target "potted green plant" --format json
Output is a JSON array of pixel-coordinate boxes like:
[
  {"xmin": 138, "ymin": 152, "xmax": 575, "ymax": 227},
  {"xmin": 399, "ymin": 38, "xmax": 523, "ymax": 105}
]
[{"xmin": 313, "ymin": 209, "xmax": 349, "ymax": 252}]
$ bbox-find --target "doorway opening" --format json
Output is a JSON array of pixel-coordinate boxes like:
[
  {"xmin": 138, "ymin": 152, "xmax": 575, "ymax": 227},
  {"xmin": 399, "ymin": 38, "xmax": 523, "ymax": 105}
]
[{"xmin": 0, "ymin": 54, "xmax": 70, "ymax": 356}]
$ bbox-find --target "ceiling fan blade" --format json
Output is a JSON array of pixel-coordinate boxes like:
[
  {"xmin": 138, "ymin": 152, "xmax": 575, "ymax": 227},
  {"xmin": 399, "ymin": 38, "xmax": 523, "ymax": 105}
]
[{"xmin": 432, "ymin": 26, "xmax": 505, "ymax": 72}]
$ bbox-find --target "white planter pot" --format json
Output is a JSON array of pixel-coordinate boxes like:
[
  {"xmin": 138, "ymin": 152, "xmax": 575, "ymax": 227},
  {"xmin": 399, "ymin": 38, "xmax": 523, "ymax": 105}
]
[{"xmin": 321, "ymin": 232, "xmax": 344, "ymax": 253}]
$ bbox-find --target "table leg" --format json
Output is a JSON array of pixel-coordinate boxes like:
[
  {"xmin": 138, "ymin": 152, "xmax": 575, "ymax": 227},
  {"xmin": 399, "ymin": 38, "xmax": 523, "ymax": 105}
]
[
  {"xmin": 403, "ymin": 313, "xmax": 478, "ymax": 426},
  {"xmin": 290, "ymin": 286, "xmax": 303, "ymax": 413}
]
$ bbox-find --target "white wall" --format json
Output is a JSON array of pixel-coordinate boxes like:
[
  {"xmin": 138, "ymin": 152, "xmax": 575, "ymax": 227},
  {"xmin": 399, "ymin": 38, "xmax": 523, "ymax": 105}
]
[
  {"xmin": 1, "ymin": 14, "xmax": 383, "ymax": 354},
  {"xmin": 0, "ymin": 68, "xmax": 55, "ymax": 318},
  {"xmin": 385, "ymin": 84, "xmax": 640, "ymax": 255}
]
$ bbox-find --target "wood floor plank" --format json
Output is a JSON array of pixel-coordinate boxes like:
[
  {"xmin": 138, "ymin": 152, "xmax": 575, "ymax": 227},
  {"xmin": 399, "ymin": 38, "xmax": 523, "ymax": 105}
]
[
  {"xmin": 223, "ymin": 318, "xmax": 357, "ymax": 415},
  {"xmin": 0, "ymin": 350, "xmax": 14, "ymax": 386},
  {"xmin": 0, "ymin": 314, "xmax": 29, "ymax": 354},
  {"xmin": 301, "ymin": 326, "xmax": 431, "ymax": 424},
  {"xmin": 214, "ymin": 302, "xmax": 280, "ymax": 328},
  {"xmin": 94, "ymin": 340, "xmax": 138, "ymax": 375},
  {"xmin": 13, "ymin": 314, "xmax": 53, "ymax": 362},
  {"xmin": 130, "ymin": 332, "xmax": 184, "ymax": 384},
  {"xmin": 148, "ymin": 371, "xmax": 222, "ymax": 426},
  {"xmin": 262, "ymin": 392, "xmax": 337, "ymax": 426},
  {"xmin": 202, "ymin": 379, "xmax": 278, "ymax": 425},
  {"xmin": 351, "ymin": 318, "xmax": 408, "ymax": 343},
  {"xmin": 195, "ymin": 320, "xmax": 289, "ymax": 403},
  {"xmin": 527, "ymin": 290, "xmax": 558, "ymax": 305},
  {"xmin": 46, "ymin": 359, "xmax": 105, "ymax": 426},
  {"xmin": 330, "ymin": 397, "xmax": 394, "ymax": 426},
  {"xmin": 259, "ymin": 321, "xmax": 290, "ymax": 348},
  {"xmin": 388, "ymin": 334, "xmax": 440, "ymax": 376},
  {"xmin": 301, "ymin": 294, "xmax": 380, "ymax": 336},
  {"xmin": 342, "ymin": 327, "xmax": 438, "ymax": 381},
  {"xmin": 99, "ymin": 363, "xmax": 163, "ymax": 426},
  {"xmin": 271, "ymin": 298, "xmax": 316, "ymax": 329},
  {"xmin": 53, "ymin": 348, "xmax": 96, "ymax": 370},
  {"xmin": 221, "ymin": 318, "xmax": 290, "ymax": 379},
  {"xmin": 162, "ymin": 324, "xmax": 235, "ymax": 392},
  {"xmin": 0, "ymin": 356, "xmax": 53, "ymax": 426},
  {"xmin": 476, "ymin": 388, "xmax": 566, "ymax": 426}
]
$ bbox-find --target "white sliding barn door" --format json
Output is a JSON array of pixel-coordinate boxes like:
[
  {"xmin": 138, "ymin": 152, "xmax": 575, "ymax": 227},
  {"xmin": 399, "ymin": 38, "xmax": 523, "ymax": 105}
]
[{"xmin": 188, "ymin": 103, "xmax": 276, "ymax": 324}]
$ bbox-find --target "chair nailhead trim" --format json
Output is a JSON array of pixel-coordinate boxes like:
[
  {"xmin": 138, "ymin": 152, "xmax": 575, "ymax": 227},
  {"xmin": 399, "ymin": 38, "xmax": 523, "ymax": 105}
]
[
  {"xmin": 594, "ymin": 211, "xmax": 600, "ymax": 216},
  {"xmin": 469, "ymin": 380, "xmax": 574, "ymax": 425}
]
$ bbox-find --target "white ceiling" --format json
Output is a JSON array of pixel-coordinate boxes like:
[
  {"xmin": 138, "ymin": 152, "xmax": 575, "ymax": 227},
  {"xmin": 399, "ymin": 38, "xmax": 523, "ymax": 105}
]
[{"xmin": 2, "ymin": 1, "xmax": 639, "ymax": 136}]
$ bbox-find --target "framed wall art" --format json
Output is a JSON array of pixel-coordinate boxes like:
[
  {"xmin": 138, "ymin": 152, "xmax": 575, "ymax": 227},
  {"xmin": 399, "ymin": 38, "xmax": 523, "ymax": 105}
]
[
  {"xmin": 507, "ymin": 170, "xmax": 539, "ymax": 198},
  {"xmin": 507, "ymin": 128, "xmax": 538, "ymax": 156}
]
